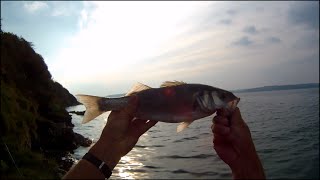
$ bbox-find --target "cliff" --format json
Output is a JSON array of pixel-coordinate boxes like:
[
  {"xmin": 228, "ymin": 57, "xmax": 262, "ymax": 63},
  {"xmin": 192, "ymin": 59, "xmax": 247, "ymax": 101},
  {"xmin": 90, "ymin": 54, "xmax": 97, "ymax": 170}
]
[{"xmin": 0, "ymin": 32, "xmax": 90, "ymax": 179}]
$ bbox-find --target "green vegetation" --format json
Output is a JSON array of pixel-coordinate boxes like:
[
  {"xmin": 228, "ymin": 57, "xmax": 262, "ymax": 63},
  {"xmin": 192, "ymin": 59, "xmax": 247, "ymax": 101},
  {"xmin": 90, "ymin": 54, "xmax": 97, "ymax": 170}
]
[{"xmin": 1, "ymin": 31, "xmax": 80, "ymax": 179}]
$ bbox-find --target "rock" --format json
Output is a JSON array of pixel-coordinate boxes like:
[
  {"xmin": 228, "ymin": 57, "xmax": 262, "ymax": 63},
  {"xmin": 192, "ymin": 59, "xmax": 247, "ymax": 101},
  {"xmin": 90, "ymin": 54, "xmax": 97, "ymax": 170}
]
[
  {"xmin": 57, "ymin": 153, "xmax": 76, "ymax": 172},
  {"xmin": 69, "ymin": 111, "xmax": 85, "ymax": 116},
  {"xmin": 74, "ymin": 133, "xmax": 92, "ymax": 147},
  {"xmin": 55, "ymin": 168, "xmax": 67, "ymax": 179}
]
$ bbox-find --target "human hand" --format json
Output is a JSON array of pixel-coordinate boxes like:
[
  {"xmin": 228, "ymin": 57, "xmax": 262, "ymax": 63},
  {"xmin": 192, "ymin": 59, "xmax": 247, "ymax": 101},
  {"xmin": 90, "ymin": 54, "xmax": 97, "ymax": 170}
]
[
  {"xmin": 211, "ymin": 107, "xmax": 265, "ymax": 179},
  {"xmin": 89, "ymin": 95, "xmax": 158, "ymax": 170}
]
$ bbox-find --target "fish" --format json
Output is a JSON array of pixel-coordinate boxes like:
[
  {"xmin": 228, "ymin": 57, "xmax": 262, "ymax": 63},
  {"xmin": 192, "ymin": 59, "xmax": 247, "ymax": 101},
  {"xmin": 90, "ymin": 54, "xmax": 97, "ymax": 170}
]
[{"xmin": 76, "ymin": 81, "xmax": 240, "ymax": 132}]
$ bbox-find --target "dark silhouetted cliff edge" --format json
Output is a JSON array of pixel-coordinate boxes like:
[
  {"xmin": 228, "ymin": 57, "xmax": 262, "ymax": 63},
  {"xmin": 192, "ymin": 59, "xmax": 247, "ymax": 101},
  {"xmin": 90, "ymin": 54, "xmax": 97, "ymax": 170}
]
[{"xmin": 1, "ymin": 31, "xmax": 91, "ymax": 179}]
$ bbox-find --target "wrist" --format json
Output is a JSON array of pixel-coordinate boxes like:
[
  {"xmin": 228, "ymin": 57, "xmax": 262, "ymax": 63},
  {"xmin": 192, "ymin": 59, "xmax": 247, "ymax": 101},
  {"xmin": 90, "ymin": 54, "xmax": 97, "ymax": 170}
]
[
  {"xmin": 230, "ymin": 154, "xmax": 265, "ymax": 179},
  {"xmin": 88, "ymin": 139, "xmax": 121, "ymax": 170}
]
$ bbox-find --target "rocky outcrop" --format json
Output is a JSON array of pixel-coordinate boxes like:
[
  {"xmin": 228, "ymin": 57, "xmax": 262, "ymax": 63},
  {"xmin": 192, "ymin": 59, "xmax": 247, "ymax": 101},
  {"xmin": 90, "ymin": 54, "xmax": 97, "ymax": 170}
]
[
  {"xmin": 0, "ymin": 31, "xmax": 90, "ymax": 179},
  {"xmin": 69, "ymin": 111, "xmax": 85, "ymax": 116},
  {"xmin": 74, "ymin": 133, "xmax": 93, "ymax": 147}
]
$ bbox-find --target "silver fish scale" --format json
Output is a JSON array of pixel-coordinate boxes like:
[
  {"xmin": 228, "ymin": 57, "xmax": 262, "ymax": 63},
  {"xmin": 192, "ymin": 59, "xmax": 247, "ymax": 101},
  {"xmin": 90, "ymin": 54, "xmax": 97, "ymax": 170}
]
[
  {"xmin": 133, "ymin": 84, "xmax": 236, "ymax": 123},
  {"xmin": 98, "ymin": 96, "xmax": 130, "ymax": 111},
  {"xmin": 76, "ymin": 82, "xmax": 239, "ymax": 125}
]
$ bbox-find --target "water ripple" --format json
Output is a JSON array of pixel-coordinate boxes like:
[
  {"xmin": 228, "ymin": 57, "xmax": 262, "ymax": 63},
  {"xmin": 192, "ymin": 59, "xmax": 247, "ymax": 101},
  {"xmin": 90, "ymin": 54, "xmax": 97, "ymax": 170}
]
[
  {"xmin": 135, "ymin": 144, "xmax": 165, "ymax": 148},
  {"xmin": 135, "ymin": 145, "xmax": 148, "ymax": 148},
  {"xmin": 162, "ymin": 169, "xmax": 219, "ymax": 177},
  {"xmin": 173, "ymin": 136, "xmax": 199, "ymax": 143},
  {"xmin": 157, "ymin": 154, "xmax": 214, "ymax": 159},
  {"xmin": 144, "ymin": 165, "xmax": 162, "ymax": 169}
]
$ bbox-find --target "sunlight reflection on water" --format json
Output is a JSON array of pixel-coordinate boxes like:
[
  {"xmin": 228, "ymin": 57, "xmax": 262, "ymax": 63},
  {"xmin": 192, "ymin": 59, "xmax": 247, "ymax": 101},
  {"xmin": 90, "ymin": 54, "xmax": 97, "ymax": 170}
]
[{"xmin": 118, "ymin": 155, "xmax": 145, "ymax": 179}]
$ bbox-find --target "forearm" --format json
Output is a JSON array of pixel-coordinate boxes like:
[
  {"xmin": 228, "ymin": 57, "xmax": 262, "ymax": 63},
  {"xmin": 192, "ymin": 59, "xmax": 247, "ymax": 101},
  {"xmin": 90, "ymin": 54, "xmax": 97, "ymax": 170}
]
[
  {"xmin": 63, "ymin": 159, "xmax": 105, "ymax": 179},
  {"xmin": 231, "ymin": 153, "xmax": 265, "ymax": 179},
  {"xmin": 63, "ymin": 140, "xmax": 121, "ymax": 179}
]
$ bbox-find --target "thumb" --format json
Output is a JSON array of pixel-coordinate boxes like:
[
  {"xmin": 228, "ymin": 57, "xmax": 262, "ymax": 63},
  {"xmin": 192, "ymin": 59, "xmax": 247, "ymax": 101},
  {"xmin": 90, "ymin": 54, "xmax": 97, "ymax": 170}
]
[
  {"xmin": 230, "ymin": 107, "xmax": 245, "ymax": 126},
  {"xmin": 131, "ymin": 119, "xmax": 158, "ymax": 138}
]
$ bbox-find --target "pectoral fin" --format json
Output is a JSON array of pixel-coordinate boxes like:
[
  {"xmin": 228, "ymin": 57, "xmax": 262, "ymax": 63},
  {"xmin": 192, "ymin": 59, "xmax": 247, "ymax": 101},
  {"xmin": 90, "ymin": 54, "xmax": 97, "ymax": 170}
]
[{"xmin": 177, "ymin": 120, "xmax": 194, "ymax": 132}]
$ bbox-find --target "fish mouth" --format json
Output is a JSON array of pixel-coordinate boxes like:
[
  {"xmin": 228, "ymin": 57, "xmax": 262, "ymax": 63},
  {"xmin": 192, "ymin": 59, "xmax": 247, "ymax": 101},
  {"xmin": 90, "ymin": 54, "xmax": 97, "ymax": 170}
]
[{"xmin": 227, "ymin": 97, "xmax": 240, "ymax": 110}]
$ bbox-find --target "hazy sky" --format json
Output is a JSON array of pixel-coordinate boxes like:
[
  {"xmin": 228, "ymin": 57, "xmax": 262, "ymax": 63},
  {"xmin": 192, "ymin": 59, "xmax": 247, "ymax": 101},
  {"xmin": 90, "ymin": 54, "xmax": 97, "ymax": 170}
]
[{"xmin": 1, "ymin": 1, "xmax": 319, "ymax": 96}]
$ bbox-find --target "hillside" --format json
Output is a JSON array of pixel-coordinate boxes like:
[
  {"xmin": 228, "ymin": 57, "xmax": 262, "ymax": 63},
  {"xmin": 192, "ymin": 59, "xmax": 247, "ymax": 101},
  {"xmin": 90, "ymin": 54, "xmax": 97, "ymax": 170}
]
[
  {"xmin": 0, "ymin": 32, "xmax": 89, "ymax": 179},
  {"xmin": 232, "ymin": 83, "xmax": 319, "ymax": 93}
]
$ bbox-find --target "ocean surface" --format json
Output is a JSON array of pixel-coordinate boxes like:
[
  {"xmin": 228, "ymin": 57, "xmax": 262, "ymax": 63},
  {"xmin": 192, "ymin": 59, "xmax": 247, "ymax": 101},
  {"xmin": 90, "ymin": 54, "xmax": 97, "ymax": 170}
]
[{"xmin": 67, "ymin": 88, "xmax": 319, "ymax": 179}]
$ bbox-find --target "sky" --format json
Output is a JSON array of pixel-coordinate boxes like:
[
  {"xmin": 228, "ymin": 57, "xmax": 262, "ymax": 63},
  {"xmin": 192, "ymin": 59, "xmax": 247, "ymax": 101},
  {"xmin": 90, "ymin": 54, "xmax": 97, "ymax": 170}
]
[{"xmin": 1, "ymin": 1, "xmax": 319, "ymax": 96}]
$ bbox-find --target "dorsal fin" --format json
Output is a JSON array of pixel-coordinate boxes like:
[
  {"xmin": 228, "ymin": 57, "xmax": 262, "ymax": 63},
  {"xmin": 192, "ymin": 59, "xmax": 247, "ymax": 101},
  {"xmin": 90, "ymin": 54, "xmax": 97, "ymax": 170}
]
[
  {"xmin": 125, "ymin": 82, "xmax": 152, "ymax": 96},
  {"xmin": 160, "ymin": 81, "xmax": 186, "ymax": 88}
]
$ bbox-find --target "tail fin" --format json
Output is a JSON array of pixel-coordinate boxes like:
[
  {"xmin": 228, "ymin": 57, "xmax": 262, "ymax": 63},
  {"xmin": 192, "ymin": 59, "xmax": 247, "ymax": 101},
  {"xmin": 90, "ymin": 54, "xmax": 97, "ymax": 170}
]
[{"xmin": 76, "ymin": 94, "xmax": 104, "ymax": 124}]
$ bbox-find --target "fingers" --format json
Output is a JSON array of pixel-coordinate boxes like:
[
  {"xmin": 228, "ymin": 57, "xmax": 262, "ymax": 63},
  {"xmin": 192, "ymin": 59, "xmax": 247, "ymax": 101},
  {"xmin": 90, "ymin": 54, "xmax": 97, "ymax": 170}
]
[
  {"xmin": 216, "ymin": 107, "xmax": 245, "ymax": 128},
  {"xmin": 212, "ymin": 128, "xmax": 235, "ymax": 147},
  {"xmin": 231, "ymin": 107, "xmax": 241, "ymax": 121},
  {"xmin": 216, "ymin": 108, "xmax": 228, "ymax": 117},
  {"xmin": 212, "ymin": 115, "xmax": 231, "ymax": 142},
  {"xmin": 230, "ymin": 107, "xmax": 244, "ymax": 126},
  {"xmin": 211, "ymin": 116, "xmax": 235, "ymax": 144},
  {"xmin": 131, "ymin": 119, "xmax": 158, "ymax": 137},
  {"xmin": 212, "ymin": 123, "xmax": 230, "ymax": 136},
  {"xmin": 213, "ymin": 133, "xmax": 226, "ymax": 145},
  {"xmin": 213, "ymin": 116, "xmax": 229, "ymax": 126},
  {"xmin": 138, "ymin": 119, "xmax": 158, "ymax": 134},
  {"xmin": 212, "ymin": 122, "xmax": 233, "ymax": 144}
]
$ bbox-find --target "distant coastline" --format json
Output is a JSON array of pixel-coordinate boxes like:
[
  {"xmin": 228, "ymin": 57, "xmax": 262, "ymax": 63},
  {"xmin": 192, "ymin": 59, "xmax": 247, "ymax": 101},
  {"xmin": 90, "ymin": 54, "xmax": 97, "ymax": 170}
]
[
  {"xmin": 106, "ymin": 83, "xmax": 319, "ymax": 97},
  {"xmin": 232, "ymin": 83, "xmax": 319, "ymax": 93}
]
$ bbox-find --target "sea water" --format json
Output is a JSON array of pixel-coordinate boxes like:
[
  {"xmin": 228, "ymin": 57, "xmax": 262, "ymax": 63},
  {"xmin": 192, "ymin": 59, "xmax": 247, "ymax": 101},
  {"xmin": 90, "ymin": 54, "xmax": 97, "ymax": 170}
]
[{"xmin": 67, "ymin": 88, "xmax": 319, "ymax": 179}]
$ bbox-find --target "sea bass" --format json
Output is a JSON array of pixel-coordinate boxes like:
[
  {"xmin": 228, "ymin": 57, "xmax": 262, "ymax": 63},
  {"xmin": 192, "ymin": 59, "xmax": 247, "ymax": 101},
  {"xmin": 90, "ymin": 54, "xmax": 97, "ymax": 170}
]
[{"xmin": 76, "ymin": 81, "xmax": 240, "ymax": 132}]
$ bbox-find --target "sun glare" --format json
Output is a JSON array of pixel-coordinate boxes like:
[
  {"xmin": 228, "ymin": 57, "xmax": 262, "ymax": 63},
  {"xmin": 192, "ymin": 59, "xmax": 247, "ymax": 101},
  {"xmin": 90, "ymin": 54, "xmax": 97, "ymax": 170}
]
[{"xmin": 52, "ymin": 2, "xmax": 211, "ymax": 86}]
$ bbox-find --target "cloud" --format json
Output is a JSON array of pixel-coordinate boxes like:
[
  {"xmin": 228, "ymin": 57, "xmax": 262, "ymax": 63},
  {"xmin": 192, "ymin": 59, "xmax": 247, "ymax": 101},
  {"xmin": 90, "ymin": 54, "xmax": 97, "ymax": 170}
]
[
  {"xmin": 51, "ymin": 2, "xmax": 212, "ymax": 87},
  {"xmin": 262, "ymin": 53, "xmax": 319, "ymax": 86},
  {"xmin": 50, "ymin": 2, "xmax": 83, "ymax": 17},
  {"xmin": 292, "ymin": 32, "xmax": 319, "ymax": 50},
  {"xmin": 22, "ymin": 1, "xmax": 83, "ymax": 17},
  {"xmin": 266, "ymin": 36, "xmax": 281, "ymax": 44},
  {"xmin": 23, "ymin": 1, "xmax": 48, "ymax": 13},
  {"xmin": 78, "ymin": 2, "xmax": 97, "ymax": 29},
  {"xmin": 288, "ymin": 1, "xmax": 319, "ymax": 29},
  {"xmin": 243, "ymin": 25, "xmax": 258, "ymax": 34},
  {"xmin": 31, "ymin": 1, "xmax": 317, "ymax": 94},
  {"xmin": 227, "ymin": 9, "xmax": 237, "ymax": 15},
  {"xmin": 232, "ymin": 36, "xmax": 253, "ymax": 46},
  {"xmin": 219, "ymin": 19, "xmax": 232, "ymax": 25}
]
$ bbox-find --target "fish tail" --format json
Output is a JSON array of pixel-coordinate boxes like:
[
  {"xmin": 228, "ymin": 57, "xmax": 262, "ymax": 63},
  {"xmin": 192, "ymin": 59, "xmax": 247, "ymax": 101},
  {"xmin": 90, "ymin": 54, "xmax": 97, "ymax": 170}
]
[{"xmin": 76, "ymin": 94, "xmax": 105, "ymax": 124}]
